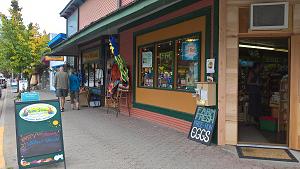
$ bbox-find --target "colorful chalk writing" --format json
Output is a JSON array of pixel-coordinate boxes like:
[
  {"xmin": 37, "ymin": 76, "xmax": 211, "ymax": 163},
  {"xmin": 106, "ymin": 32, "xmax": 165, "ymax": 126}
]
[
  {"xmin": 19, "ymin": 130, "xmax": 62, "ymax": 158},
  {"xmin": 15, "ymin": 100, "xmax": 65, "ymax": 169}
]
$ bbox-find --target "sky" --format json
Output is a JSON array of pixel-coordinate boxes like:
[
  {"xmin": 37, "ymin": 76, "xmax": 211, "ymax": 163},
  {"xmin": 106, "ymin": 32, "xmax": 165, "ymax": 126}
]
[{"xmin": 0, "ymin": 0, "xmax": 70, "ymax": 34}]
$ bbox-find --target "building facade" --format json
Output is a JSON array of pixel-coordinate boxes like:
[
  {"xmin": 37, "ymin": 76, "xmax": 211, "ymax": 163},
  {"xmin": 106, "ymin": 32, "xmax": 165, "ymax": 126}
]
[{"xmin": 49, "ymin": 0, "xmax": 300, "ymax": 150}]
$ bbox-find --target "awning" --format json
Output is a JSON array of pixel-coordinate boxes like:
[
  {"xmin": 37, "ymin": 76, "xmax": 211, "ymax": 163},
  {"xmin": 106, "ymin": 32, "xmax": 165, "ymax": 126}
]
[
  {"xmin": 48, "ymin": 0, "xmax": 178, "ymax": 57},
  {"xmin": 48, "ymin": 33, "xmax": 67, "ymax": 48}
]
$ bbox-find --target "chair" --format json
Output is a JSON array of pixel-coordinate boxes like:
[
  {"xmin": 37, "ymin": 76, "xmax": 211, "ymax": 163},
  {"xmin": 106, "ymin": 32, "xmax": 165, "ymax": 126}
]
[
  {"xmin": 117, "ymin": 89, "xmax": 131, "ymax": 117},
  {"xmin": 105, "ymin": 83, "xmax": 120, "ymax": 117}
]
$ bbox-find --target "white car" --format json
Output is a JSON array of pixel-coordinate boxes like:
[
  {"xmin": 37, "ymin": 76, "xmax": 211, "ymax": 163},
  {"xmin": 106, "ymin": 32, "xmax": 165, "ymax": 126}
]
[{"xmin": 11, "ymin": 80, "xmax": 18, "ymax": 93}]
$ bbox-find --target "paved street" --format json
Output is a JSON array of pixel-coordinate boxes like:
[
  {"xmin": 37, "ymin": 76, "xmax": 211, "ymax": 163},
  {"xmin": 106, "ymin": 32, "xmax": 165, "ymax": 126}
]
[{"xmin": 1, "ymin": 88, "xmax": 300, "ymax": 169}]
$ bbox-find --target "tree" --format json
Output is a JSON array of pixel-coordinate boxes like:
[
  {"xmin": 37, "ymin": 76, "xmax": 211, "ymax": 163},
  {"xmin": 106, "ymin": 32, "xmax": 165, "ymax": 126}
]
[{"xmin": 0, "ymin": 0, "xmax": 50, "ymax": 91}]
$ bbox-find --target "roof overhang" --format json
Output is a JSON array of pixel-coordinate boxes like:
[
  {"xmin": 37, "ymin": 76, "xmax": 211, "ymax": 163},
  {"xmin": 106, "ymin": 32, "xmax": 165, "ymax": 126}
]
[
  {"xmin": 60, "ymin": 0, "xmax": 85, "ymax": 18},
  {"xmin": 48, "ymin": 0, "xmax": 180, "ymax": 57}
]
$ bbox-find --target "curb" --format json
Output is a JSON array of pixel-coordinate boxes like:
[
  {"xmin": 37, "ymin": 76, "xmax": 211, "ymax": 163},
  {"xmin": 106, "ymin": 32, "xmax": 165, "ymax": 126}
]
[{"xmin": 0, "ymin": 89, "xmax": 8, "ymax": 169}]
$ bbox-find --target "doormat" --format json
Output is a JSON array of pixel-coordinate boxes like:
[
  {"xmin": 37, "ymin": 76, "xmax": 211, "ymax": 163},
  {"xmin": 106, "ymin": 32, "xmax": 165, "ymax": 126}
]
[{"xmin": 236, "ymin": 146, "xmax": 299, "ymax": 162}]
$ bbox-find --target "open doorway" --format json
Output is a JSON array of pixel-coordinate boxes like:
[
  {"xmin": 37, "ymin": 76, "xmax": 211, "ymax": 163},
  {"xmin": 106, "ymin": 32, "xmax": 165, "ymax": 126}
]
[{"xmin": 238, "ymin": 38, "xmax": 289, "ymax": 145}]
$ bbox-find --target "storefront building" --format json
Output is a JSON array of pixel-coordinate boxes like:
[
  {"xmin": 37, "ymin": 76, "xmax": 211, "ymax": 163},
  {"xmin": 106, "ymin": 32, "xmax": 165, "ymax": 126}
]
[
  {"xmin": 49, "ymin": 0, "xmax": 300, "ymax": 150},
  {"xmin": 49, "ymin": 0, "xmax": 218, "ymax": 136},
  {"xmin": 218, "ymin": 0, "xmax": 300, "ymax": 150},
  {"xmin": 49, "ymin": 0, "xmax": 136, "ymax": 105},
  {"xmin": 119, "ymin": 0, "xmax": 219, "ymax": 135}
]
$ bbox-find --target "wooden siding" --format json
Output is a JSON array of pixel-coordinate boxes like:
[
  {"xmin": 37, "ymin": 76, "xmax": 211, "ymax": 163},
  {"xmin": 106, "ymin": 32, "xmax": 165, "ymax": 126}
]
[
  {"xmin": 219, "ymin": 0, "xmax": 300, "ymax": 150},
  {"xmin": 79, "ymin": 0, "xmax": 118, "ymax": 30}
]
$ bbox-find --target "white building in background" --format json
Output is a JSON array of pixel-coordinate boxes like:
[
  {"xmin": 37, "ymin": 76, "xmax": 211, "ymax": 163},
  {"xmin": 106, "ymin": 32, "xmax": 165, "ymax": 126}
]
[{"xmin": 48, "ymin": 33, "xmax": 66, "ymax": 91}]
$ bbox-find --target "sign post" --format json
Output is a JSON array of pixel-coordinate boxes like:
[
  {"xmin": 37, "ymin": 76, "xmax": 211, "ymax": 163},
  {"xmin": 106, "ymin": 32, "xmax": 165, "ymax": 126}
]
[
  {"xmin": 14, "ymin": 100, "xmax": 66, "ymax": 169},
  {"xmin": 188, "ymin": 106, "xmax": 217, "ymax": 145}
]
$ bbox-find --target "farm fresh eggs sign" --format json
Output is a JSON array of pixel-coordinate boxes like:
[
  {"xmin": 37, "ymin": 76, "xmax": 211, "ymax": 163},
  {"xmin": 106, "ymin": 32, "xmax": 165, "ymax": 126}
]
[{"xmin": 19, "ymin": 103, "xmax": 57, "ymax": 122}]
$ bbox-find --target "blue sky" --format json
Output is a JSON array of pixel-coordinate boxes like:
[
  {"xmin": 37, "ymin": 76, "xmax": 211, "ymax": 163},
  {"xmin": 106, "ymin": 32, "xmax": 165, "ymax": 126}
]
[{"xmin": 0, "ymin": 0, "xmax": 70, "ymax": 34}]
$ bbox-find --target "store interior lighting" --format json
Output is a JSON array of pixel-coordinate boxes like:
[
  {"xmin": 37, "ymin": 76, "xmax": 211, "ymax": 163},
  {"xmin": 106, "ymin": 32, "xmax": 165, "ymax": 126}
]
[{"xmin": 239, "ymin": 44, "xmax": 288, "ymax": 53}]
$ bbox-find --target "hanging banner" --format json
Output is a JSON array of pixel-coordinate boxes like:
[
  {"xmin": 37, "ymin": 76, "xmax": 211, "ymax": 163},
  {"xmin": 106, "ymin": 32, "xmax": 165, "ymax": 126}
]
[
  {"xmin": 14, "ymin": 100, "xmax": 66, "ymax": 169},
  {"xmin": 109, "ymin": 36, "xmax": 129, "ymax": 82}
]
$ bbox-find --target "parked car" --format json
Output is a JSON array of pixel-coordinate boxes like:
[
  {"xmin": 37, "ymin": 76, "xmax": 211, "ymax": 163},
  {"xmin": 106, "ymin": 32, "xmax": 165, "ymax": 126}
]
[
  {"xmin": 0, "ymin": 77, "xmax": 7, "ymax": 89},
  {"xmin": 11, "ymin": 80, "xmax": 18, "ymax": 93}
]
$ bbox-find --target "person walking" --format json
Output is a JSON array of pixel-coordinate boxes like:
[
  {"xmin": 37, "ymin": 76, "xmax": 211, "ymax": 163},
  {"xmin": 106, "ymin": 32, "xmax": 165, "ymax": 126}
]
[
  {"xmin": 69, "ymin": 68, "xmax": 80, "ymax": 110},
  {"xmin": 54, "ymin": 66, "xmax": 69, "ymax": 112}
]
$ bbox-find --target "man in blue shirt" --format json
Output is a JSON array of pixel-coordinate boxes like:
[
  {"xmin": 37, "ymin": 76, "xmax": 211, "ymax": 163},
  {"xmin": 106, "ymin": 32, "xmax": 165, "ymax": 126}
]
[{"xmin": 69, "ymin": 68, "xmax": 80, "ymax": 110}]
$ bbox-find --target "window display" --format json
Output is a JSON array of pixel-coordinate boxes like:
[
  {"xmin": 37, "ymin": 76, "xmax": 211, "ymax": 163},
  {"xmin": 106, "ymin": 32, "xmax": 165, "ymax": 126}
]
[
  {"xmin": 88, "ymin": 64, "xmax": 95, "ymax": 87},
  {"xmin": 157, "ymin": 41, "xmax": 174, "ymax": 89},
  {"xmin": 84, "ymin": 64, "xmax": 89, "ymax": 87},
  {"xmin": 137, "ymin": 33, "xmax": 201, "ymax": 92},
  {"xmin": 176, "ymin": 35, "xmax": 200, "ymax": 91},
  {"xmin": 140, "ymin": 46, "xmax": 154, "ymax": 87},
  {"xmin": 95, "ymin": 64, "xmax": 104, "ymax": 87}
]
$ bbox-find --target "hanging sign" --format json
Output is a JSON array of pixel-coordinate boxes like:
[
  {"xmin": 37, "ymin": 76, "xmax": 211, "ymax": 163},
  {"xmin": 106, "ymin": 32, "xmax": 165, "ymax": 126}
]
[
  {"xmin": 82, "ymin": 50, "xmax": 100, "ymax": 63},
  {"xmin": 188, "ymin": 106, "xmax": 217, "ymax": 145},
  {"xmin": 14, "ymin": 100, "xmax": 66, "ymax": 169},
  {"xmin": 44, "ymin": 56, "xmax": 64, "ymax": 61}
]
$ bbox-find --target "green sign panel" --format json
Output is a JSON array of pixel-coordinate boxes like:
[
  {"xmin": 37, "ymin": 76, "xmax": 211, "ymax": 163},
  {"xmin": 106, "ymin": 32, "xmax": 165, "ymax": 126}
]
[{"xmin": 14, "ymin": 100, "xmax": 66, "ymax": 169}]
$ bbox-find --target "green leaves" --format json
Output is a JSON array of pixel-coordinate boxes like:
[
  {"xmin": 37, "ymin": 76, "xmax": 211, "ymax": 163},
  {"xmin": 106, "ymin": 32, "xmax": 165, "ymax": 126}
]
[{"xmin": 0, "ymin": 0, "xmax": 50, "ymax": 80}]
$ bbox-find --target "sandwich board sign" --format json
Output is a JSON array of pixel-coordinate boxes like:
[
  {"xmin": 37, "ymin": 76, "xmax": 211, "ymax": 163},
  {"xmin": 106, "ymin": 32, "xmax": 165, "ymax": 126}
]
[
  {"xmin": 188, "ymin": 106, "xmax": 217, "ymax": 145},
  {"xmin": 14, "ymin": 99, "xmax": 66, "ymax": 169}
]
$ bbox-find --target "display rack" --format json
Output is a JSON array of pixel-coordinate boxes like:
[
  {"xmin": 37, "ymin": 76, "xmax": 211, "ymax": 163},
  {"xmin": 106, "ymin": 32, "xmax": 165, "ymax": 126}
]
[{"xmin": 278, "ymin": 75, "xmax": 288, "ymax": 132}]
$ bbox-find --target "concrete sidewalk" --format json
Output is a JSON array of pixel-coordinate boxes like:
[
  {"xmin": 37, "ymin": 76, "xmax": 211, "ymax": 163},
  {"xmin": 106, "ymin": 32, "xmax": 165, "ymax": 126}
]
[{"xmin": 2, "ymin": 89, "xmax": 300, "ymax": 169}]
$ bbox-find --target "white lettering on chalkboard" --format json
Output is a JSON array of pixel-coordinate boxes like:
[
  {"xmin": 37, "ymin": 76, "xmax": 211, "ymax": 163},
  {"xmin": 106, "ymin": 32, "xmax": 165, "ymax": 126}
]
[{"xmin": 190, "ymin": 127, "xmax": 210, "ymax": 143}]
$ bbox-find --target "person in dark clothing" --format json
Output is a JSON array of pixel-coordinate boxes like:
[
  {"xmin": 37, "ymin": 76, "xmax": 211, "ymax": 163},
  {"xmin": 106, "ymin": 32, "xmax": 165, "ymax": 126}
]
[{"xmin": 247, "ymin": 62, "xmax": 263, "ymax": 124}]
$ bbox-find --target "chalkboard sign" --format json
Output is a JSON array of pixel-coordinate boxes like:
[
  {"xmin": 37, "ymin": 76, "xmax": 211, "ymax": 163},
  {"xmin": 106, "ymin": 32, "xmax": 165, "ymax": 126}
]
[
  {"xmin": 188, "ymin": 106, "xmax": 217, "ymax": 145},
  {"xmin": 19, "ymin": 130, "xmax": 62, "ymax": 158},
  {"xmin": 15, "ymin": 100, "xmax": 65, "ymax": 169}
]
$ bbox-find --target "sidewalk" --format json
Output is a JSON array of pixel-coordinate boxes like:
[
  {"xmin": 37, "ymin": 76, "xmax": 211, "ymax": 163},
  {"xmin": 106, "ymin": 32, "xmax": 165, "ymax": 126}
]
[{"xmin": 2, "ymin": 89, "xmax": 300, "ymax": 169}]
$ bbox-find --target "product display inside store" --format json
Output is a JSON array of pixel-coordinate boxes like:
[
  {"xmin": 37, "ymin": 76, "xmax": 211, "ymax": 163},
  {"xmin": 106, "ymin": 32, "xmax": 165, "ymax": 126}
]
[{"xmin": 238, "ymin": 38, "xmax": 289, "ymax": 145}]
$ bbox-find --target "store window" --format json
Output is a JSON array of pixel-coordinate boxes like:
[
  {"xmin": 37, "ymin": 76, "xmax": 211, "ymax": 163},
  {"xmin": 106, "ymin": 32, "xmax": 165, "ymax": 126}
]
[
  {"xmin": 88, "ymin": 64, "xmax": 95, "ymax": 87},
  {"xmin": 176, "ymin": 35, "xmax": 200, "ymax": 91},
  {"xmin": 84, "ymin": 64, "xmax": 89, "ymax": 86},
  {"xmin": 157, "ymin": 41, "xmax": 175, "ymax": 89},
  {"xmin": 95, "ymin": 63, "xmax": 104, "ymax": 87},
  {"xmin": 137, "ymin": 33, "xmax": 201, "ymax": 92},
  {"xmin": 82, "ymin": 49, "xmax": 101, "ymax": 88},
  {"xmin": 140, "ymin": 45, "xmax": 154, "ymax": 87}
]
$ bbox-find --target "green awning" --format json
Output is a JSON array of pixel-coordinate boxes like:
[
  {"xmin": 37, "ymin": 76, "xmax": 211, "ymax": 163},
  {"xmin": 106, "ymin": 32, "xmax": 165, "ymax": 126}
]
[{"xmin": 49, "ymin": 0, "xmax": 175, "ymax": 56}]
